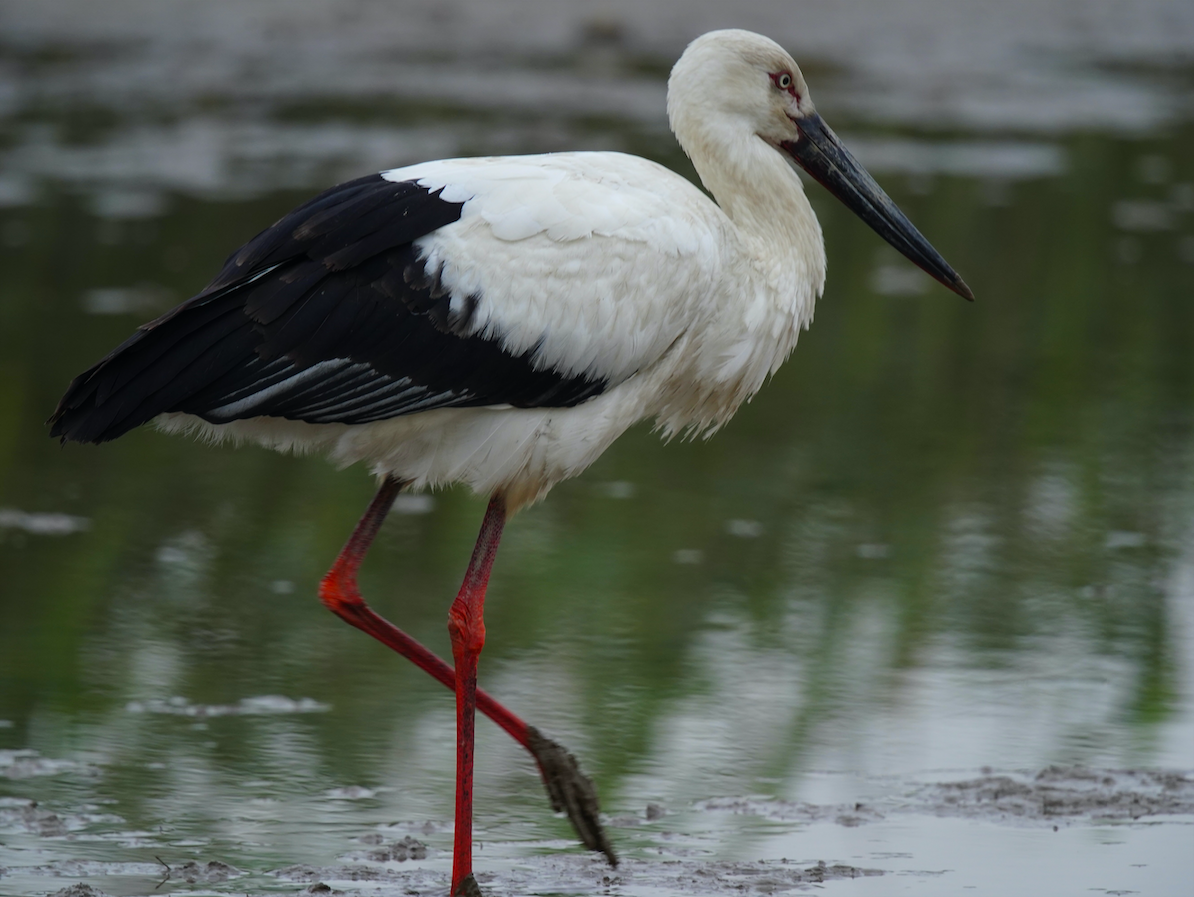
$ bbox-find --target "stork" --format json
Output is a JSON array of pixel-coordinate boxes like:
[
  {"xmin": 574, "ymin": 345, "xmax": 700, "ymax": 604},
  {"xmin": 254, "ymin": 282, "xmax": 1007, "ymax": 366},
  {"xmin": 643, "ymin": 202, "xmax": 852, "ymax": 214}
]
[{"xmin": 50, "ymin": 30, "xmax": 971, "ymax": 896}]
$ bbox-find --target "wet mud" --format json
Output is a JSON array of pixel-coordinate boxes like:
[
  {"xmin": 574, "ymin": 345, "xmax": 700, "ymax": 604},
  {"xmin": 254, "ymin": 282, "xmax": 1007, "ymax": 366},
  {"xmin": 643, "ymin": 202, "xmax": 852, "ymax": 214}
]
[
  {"xmin": 3, "ymin": 766, "xmax": 1189, "ymax": 895},
  {"xmin": 167, "ymin": 860, "xmax": 242, "ymax": 884},
  {"xmin": 341, "ymin": 834, "xmax": 428, "ymax": 864},
  {"xmin": 704, "ymin": 767, "xmax": 1194, "ymax": 828},
  {"xmin": 0, "ymin": 797, "xmax": 118, "ymax": 838},
  {"xmin": 268, "ymin": 856, "xmax": 884, "ymax": 896},
  {"xmin": 50, "ymin": 886, "xmax": 111, "ymax": 897},
  {"xmin": 913, "ymin": 767, "xmax": 1194, "ymax": 823}
]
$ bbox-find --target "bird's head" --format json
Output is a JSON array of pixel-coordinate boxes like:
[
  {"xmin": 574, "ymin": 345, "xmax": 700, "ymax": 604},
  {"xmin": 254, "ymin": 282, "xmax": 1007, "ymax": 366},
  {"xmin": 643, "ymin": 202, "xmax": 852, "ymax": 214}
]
[
  {"xmin": 669, "ymin": 30, "xmax": 973, "ymax": 301},
  {"xmin": 668, "ymin": 30, "xmax": 813, "ymax": 148}
]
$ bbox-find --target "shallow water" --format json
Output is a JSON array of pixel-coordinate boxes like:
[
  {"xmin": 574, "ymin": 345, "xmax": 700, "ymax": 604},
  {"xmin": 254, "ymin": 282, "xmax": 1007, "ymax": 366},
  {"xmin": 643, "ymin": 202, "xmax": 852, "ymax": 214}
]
[{"xmin": 1, "ymin": 2, "xmax": 1193, "ymax": 895}]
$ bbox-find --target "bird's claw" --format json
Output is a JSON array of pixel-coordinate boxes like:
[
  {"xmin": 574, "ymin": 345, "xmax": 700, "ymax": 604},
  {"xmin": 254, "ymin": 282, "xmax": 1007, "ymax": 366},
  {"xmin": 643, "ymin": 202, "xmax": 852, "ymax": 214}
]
[{"xmin": 526, "ymin": 725, "xmax": 617, "ymax": 867}]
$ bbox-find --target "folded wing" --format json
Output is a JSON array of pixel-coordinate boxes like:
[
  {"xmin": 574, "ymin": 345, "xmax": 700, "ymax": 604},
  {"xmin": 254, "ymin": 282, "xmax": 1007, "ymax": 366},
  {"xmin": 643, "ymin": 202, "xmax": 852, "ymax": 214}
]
[
  {"xmin": 49, "ymin": 173, "xmax": 609, "ymax": 444},
  {"xmin": 51, "ymin": 154, "xmax": 724, "ymax": 445}
]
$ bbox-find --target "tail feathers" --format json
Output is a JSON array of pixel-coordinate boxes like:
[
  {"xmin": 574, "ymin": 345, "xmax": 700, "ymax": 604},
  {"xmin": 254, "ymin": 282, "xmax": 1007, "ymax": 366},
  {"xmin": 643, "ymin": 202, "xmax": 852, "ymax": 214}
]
[{"xmin": 49, "ymin": 294, "xmax": 249, "ymax": 444}]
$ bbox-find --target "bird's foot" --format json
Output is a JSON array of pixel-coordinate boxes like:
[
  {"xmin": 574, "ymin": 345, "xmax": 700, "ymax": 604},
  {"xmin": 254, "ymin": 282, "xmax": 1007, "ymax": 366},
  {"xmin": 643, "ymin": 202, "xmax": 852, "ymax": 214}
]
[
  {"xmin": 451, "ymin": 873, "xmax": 483, "ymax": 897},
  {"xmin": 526, "ymin": 725, "xmax": 617, "ymax": 866}
]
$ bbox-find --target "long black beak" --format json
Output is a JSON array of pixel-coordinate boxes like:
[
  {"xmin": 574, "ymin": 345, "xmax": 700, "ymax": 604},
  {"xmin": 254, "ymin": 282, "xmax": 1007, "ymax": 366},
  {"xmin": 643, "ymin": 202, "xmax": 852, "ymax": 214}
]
[{"xmin": 782, "ymin": 114, "xmax": 974, "ymax": 301}]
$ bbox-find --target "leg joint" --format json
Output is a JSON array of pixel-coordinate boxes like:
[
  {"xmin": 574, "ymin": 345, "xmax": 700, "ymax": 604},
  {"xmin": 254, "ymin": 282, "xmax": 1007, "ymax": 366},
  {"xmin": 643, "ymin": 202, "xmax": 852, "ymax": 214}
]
[
  {"xmin": 448, "ymin": 602, "xmax": 486, "ymax": 656},
  {"xmin": 319, "ymin": 563, "xmax": 362, "ymax": 615}
]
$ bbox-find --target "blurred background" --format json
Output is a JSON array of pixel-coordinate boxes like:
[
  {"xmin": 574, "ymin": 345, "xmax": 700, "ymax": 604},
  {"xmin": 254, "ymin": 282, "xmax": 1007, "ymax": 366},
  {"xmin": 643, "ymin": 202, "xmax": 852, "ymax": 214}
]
[{"xmin": 0, "ymin": 1, "xmax": 1192, "ymax": 895}]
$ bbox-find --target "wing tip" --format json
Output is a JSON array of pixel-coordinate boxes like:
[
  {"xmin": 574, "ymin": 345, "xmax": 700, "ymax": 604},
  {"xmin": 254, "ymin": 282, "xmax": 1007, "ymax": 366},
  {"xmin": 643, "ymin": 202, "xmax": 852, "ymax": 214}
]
[{"xmin": 46, "ymin": 402, "xmax": 131, "ymax": 445}]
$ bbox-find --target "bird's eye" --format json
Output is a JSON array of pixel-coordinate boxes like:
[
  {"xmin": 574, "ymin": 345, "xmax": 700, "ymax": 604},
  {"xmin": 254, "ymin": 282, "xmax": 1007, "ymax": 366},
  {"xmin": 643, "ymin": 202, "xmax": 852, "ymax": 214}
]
[{"xmin": 770, "ymin": 71, "xmax": 797, "ymax": 96}]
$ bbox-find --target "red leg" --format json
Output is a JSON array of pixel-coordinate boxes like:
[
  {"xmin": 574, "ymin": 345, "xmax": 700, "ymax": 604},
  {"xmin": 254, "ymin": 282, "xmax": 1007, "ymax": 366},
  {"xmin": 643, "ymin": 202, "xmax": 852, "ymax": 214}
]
[
  {"xmin": 319, "ymin": 479, "xmax": 528, "ymax": 746},
  {"xmin": 318, "ymin": 476, "xmax": 616, "ymax": 877},
  {"xmin": 447, "ymin": 495, "xmax": 505, "ymax": 897}
]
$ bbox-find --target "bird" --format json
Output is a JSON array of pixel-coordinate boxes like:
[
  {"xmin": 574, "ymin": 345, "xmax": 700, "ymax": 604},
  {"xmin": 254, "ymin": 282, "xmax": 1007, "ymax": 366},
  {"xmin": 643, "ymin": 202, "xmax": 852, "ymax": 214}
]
[{"xmin": 49, "ymin": 29, "xmax": 972, "ymax": 897}]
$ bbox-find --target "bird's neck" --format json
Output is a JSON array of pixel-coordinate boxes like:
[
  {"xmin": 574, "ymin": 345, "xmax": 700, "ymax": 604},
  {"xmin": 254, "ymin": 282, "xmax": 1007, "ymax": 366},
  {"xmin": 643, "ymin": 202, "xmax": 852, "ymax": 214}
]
[{"xmin": 691, "ymin": 132, "xmax": 826, "ymax": 301}]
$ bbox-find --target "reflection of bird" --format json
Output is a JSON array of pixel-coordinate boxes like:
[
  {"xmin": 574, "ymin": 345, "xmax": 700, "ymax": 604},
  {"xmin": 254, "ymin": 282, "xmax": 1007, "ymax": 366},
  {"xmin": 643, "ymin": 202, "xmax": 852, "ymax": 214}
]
[{"xmin": 50, "ymin": 29, "xmax": 970, "ymax": 897}]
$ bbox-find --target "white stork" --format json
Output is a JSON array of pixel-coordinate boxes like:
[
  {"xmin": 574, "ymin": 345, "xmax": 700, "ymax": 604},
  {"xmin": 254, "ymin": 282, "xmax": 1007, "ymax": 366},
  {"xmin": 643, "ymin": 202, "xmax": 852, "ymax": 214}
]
[{"xmin": 50, "ymin": 30, "xmax": 971, "ymax": 897}]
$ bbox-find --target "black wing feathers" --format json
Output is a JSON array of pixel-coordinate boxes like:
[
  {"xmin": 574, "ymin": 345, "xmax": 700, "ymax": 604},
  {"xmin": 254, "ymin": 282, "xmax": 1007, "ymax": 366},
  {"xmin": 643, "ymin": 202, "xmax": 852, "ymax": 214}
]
[{"xmin": 50, "ymin": 174, "xmax": 608, "ymax": 444}]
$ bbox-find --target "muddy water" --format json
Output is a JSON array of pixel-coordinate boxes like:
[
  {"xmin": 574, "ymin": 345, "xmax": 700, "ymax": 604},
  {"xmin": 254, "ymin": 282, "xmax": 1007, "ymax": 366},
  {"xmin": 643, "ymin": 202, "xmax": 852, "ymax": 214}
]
[{"xmin": 1, "ymin": 2, "xmax": 1193, "ymax": 895}]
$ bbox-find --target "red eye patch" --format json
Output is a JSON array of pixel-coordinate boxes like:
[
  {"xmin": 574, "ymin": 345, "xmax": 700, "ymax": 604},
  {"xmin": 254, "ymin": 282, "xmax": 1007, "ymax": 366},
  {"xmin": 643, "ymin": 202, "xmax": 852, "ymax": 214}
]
[{"xmin": 769, "ymin": 71, "xmax": 800, "ymax": 99}]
